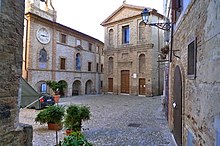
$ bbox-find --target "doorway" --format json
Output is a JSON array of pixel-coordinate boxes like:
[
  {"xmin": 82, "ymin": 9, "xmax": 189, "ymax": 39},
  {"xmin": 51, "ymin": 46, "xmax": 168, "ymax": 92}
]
[
  {"xmin": 173, "ymin": 66, "xmax": 183, "ymax": 146},
  {"xmin": 108, "ymin": 78, "xmax": 113, "ymax": 92},
  {"xmin": 121, "ymin": 70, "xmax": 129, "ymax": 93},
  {"xmin": 139, "ymin": 78, "xmax": 146, "ymax": 95}
]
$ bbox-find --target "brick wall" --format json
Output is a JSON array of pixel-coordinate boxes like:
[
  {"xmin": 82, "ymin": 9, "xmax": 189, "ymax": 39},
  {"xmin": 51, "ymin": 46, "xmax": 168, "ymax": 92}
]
[
  {"xmin": 169, "ymin": 0, "xmax": 220, "ymax": 145},
  {"xmin": 0, "ymin": 0, "xmax": 33, "ymax": 145}
]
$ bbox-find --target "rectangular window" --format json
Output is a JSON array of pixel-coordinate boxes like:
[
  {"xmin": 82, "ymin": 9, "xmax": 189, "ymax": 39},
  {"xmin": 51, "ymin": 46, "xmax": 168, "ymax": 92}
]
[
  {"xmin": 101, "ymin": 64, "xmax": 103, "ymax": 73},
  {"xmin": 89, "ymin": 43, "xmax": 92, "ymax": 51},
  {"xmin": 100, "ymin": 81, "xmax": 103, "ymax": 88},
  {"xmin": 122, "ymin": 25, "xmax": 130, "ymax": 44},
  {"xmin": 60, "ymin": 58, "xmax": 66, "ymax": 70},
  {"xmin": 76, "ymin": 39, "xmax": 81, "ymax": 46},
  {"xmin": 60, "ymin": 33, "xmax": 67, "ymax": 44},
  {"xmin": 88, "ymin": 62, "xmax": 92, "ymax": 71},
  {"xmin": 187, "ymin": 39, "xmax": 197, "ymax": 78},
  {"xmin": 96, "ymin": 63, "xmax": 99, "ymax": 72},
  {"xmin": 172, "ymin": 0, "xmax": 183, "ymax": 23}
]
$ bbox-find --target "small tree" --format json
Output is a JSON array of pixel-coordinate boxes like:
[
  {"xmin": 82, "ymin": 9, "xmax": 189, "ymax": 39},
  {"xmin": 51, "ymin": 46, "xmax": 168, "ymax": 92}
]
[{"xmin": 46, "ymin": 80, "xmax": 67, "ymax": 95}]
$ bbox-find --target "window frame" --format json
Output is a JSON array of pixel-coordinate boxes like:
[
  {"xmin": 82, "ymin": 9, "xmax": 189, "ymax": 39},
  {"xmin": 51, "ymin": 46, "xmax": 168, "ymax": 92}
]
[
  {"xmin": 187, "ymin": 38, "xmax": 197, "ymax": 79},
  {"xmin": 88, "ymin": 62, "xmax": 92, "ymax": 71},
  {"xmin": 172, "ymin": 0, "xmax": 183, "ymax": 23},
  {"xmin": 76, "ymin": 39, "xmax": 81, "ymax": 46},
  {"xmin": 88, "ymin": 43, "xmax": 92, "ymax": 51},
  {"xmin": 60, "ymin": 33, "xmax": 67, "ymax": 44},
  {"xmin": 76, "ymin": 53, "xmax": 81, "ymax": 71},
  {"xmin": 60, "ymin": 57, "xmax": 66, "ymax": 70},
  {"xmin": 122, "ymin": 25, "xmax": 130, "ymax": 44}
]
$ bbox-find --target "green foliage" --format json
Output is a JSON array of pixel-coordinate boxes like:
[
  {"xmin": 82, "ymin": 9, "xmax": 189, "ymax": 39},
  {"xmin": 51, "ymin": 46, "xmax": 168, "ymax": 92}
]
[
  {"xmin": 61, "ymin": 131, "xmax": 93, "ymax": 146},
  {"xmin": 64, "ymin": 105, "xmax": 91, "ymax": 131},
  {"xmin": 35, "ymin": 105, "xmax": 65, "ymax": 124},
  {"xmin": 46, "ymin": 80, "xmax": 67, "ymax": 94}
]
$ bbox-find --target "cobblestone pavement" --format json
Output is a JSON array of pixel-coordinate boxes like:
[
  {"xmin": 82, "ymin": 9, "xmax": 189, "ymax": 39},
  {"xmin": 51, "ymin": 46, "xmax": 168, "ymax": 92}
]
[{"xmin": 19, "ymin": 94, "xmax": 177, "ymax": 146}]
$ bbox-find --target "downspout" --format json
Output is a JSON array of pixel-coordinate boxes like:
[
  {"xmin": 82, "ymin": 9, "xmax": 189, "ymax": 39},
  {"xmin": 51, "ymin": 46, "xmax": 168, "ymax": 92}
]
[
  {"xmin": 157, "ymin": 16, "xmax": 161, "ymax": 95},
  {"xmin": 24, "ymin": 16, "xmax": 29, "ymax": 81}
]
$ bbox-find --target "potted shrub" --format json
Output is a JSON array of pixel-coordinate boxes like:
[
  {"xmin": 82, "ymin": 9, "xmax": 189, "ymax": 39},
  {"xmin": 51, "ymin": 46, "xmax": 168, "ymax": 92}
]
[
  {"xmin": 64, "ymin": 104, "xmax": 91, "ymax": 135},
  {"xmin": 35, "ymin": 105, "xmax": 65, "ymax": 130},
  {"xmin": 60, "ymin": 131, "xmax": 93, "ymax": 146},
  {"xmin": 46, "ymin": 80, "xmax": 67, "ymax": 103}
]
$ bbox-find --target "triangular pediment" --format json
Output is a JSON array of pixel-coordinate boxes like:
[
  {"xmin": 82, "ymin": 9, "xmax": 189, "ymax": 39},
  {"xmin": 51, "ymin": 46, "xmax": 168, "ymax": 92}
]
[{"xmin": 101, "ymin": 4, "xmax": 148, "ymax": 26}]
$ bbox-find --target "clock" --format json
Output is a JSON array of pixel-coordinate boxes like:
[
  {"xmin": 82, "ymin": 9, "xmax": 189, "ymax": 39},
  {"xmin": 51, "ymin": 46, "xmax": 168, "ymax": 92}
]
[{"xmin": 36, "ymin": 27, "xmax": 50, "ymax": 44}]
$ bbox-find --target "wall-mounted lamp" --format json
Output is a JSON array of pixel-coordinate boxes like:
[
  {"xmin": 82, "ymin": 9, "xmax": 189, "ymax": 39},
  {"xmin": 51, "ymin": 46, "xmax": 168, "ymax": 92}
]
[
  {"xmin": 141, "ymin": 8, "xmax": 180, "ymax": 61},
  {"xmin": 141, "ymin": 8, "xmax": 172, "ymax": 31}
]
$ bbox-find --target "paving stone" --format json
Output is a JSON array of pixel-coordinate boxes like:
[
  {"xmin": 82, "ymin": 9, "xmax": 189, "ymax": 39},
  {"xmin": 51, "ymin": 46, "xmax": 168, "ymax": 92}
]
[{"xmin": 19, "ymin": 95, "xmax": 177, "ymax": 146}]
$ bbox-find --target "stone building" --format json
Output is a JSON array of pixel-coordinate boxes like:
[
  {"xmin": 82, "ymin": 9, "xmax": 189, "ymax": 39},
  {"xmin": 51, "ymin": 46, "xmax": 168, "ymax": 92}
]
[
  {"xmin": 163, "ymin": 0, "xmax": 220, "ymax": 145},
  {"xmin": 23, "ymin": 0, "xmax": 104, "ymax": 96},
  {"xmin": 0, "ymin": 0, "xmax": 33, "ymax": 145},
  {"xmin": 101, "ymin": 3, "xmax": 164, "ymax": 96}
]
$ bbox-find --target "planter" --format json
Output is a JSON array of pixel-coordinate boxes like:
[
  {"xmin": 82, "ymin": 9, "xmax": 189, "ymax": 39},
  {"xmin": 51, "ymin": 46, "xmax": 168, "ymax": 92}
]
[
  {"xmin": 161, "ymin": 45, "xmax": 169, "ymax": 54},
  {"xmin": 53, "ymin": 95, "xmax": 60, "ymax": 103},
  {"xmin": 65, "ymin": 129, "xmax": 74, "ymax": 135},
  {"xmin": 48, "ymin": 122, "xmax": 62, "ymax": 130}
]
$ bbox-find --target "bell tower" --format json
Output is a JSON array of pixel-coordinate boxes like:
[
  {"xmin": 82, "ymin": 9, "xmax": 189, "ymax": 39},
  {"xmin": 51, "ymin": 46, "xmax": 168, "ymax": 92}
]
[{"xmin": 25, "ymin": 0, "xmax": 57, "ymax": 22}]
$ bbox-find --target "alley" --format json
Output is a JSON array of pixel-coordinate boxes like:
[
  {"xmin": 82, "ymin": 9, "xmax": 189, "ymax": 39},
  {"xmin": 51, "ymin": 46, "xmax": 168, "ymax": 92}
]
[{"xmin": 20, "ymin": 95, "xmax": 176, "ymax": 146}]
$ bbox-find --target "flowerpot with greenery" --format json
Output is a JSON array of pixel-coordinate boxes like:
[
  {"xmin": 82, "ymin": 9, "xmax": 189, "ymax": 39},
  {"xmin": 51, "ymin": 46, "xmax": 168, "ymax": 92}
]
[
  {"xmin": 64, "ymin": 104, "xmax": 91, "ymax": 134},
  {"xmin": 35, "ymin": 105, "xmax": 65, "ymax": 130},
  {"xmin": 61, "ymin": 131, "xmax": 93, "ymax": 146},
  {"xmin": 46, "ymin": 80, "xmax": 67, "ymax": 103}
]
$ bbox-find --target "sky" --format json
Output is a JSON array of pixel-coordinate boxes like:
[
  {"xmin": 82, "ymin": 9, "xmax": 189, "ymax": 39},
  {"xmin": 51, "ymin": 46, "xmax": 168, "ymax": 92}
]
[{"xmin": 52, "ymin": 0, "xmax": 164, "ymax": 42}]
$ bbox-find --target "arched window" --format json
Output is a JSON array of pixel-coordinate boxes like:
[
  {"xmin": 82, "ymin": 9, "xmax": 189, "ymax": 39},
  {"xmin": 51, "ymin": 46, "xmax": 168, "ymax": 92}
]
[
  {"xmin": 109, "ymin": 29, "xmax": 114, "ymax": 46},
  {"xmin": 139, "ymin": 21, "xmax": 146, "ymax": 41},
  {"xmin": 76, "ymin": 53, "xmax": 81, "ymax": 70},
  {"xmin": 39, "ymin": 48, "xmax": 47, "ymax": 62},
  {"xmin": 139, "ymin": 54, "xmax": 145, "ymax": 73},
  {"xmin": 108, "ymin": 57, "xmax": 113, "ymax": 73}
]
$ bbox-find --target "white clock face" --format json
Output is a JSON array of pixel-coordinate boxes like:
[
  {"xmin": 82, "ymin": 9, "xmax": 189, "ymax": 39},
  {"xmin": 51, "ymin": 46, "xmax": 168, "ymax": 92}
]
[{"xmin": 36, "ymin": 27, "xmax": 50, "ymax": 44}]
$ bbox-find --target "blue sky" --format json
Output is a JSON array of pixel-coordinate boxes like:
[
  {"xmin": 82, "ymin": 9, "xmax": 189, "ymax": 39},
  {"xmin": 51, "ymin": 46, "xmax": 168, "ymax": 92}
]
[{"xmin": 52, "ymin": 0, "xmax": 163, "ymax": 42}]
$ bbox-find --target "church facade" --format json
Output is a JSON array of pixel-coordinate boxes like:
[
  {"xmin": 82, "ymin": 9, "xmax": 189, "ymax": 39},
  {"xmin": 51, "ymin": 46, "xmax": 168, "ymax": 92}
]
[
  {"xmin": 101, "ymin": 3, "xmax": 165, "ymax": 96},
  {"xmin": 23, "ymin": 0, "xmax": 104, "ymax": 96}
]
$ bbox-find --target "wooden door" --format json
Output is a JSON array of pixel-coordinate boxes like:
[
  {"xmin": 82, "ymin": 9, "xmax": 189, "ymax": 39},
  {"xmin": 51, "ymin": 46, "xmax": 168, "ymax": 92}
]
[
  {"xmin": 121, "ymin": 70, "xmax": 129, "ymax": 93},
  {"xmin": 108, "ymin": 78, "xmax": 113, "ymax": 92},
  {"xmin": 173, "ymin": 66, "xmax": 182, "ymax": 146},
  {"xmin": 139, "ymin": 78, "xmax": 146, "ymax": 95}
]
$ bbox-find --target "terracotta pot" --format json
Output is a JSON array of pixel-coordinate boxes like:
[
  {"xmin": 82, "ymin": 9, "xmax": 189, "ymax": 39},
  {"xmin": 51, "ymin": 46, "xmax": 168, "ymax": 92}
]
[
  {"xmin": 161, "ymin": 46, "xmax": 169, "ymax": 54},
  {"xmin": 53, "ymin": 95, "xmax": 60, "ymax": 103},
  {"xmin": 48, "ymin": 123, "xmax": 62, "ymax": 130},
  {"xmin": 65, "ymin": 129, "xmax": 73, "ymax": 135}
]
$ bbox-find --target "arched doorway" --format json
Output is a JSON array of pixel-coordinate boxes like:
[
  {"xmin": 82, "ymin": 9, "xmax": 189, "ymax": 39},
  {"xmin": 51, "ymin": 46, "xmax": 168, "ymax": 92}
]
[
  {"xmin": 72, "ymin": 80, "xmax": 81, "ymax": 96},
  {"xmin": 173, "ymin": 66, "xmax": 182, "ymax": 146},
  {"xmin": 85, "ymin": 80, "xmax": 93, "ymax": 94}
]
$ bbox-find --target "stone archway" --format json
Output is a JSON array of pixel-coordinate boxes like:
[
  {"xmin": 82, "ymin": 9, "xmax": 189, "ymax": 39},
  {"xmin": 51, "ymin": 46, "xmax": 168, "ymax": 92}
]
[
  {"xmin": 72, "ymin": 80, "xmax": 81, "ymax": 96},
  {"xmin": 85, "ymin": 80, "xmax": 93, "ymax": 94},
  {"xmin": 173, "ymin": 65, "xmax": 183, "ymax": 146}
]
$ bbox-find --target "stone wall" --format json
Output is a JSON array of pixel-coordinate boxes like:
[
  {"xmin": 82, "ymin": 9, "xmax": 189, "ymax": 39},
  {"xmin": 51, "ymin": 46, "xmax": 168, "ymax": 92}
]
[
  {"xmin": 102, "ymin": 4, "xmax": 164, "ymax": 96},
  {"xmin": 169, "ymin": 0, "xmax": 220, "ymax": 145},
  {"xmin": 0, "ymin": 0, "xmax": 33, "ymax": 145}
]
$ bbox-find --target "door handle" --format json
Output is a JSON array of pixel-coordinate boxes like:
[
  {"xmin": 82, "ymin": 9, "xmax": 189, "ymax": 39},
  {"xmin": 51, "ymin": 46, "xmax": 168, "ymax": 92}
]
[{"xmin": 173, "ymin": 102, "xmax": 177, "ymax": 109}]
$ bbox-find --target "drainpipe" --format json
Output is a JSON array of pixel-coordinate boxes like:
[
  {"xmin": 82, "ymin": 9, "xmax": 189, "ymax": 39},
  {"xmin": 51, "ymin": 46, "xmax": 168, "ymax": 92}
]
[{"xmin": 24, "ymin": 17, "xmax": 29, "ymax": 81}]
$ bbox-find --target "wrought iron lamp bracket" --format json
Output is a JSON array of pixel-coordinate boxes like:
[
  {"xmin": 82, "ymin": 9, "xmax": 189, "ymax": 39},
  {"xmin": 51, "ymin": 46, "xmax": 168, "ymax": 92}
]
[
  {"xmin": 172, "ymin": 49, "xmax": 181, "ymax": 59},
  {"xmin": 148, "ymin": 22, "xmax": 172, "ymax": 31}
]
